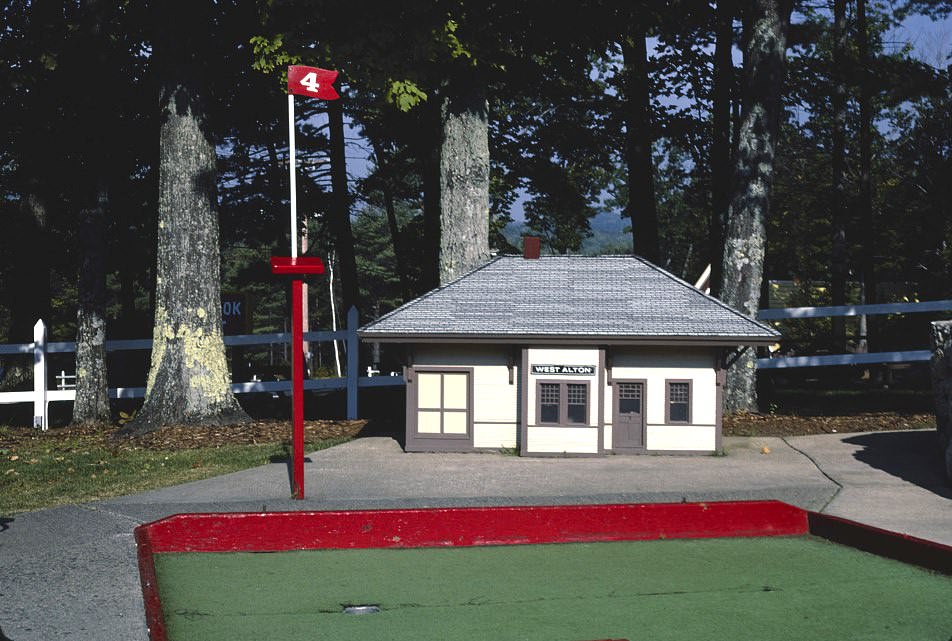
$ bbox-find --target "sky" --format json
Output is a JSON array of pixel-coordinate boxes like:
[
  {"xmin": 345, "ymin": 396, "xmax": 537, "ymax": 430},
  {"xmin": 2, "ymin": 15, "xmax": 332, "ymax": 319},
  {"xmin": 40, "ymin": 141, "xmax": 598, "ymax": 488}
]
[{"xmin": 890, "ymin": 11, "xmax": 952, "ymax": 69}]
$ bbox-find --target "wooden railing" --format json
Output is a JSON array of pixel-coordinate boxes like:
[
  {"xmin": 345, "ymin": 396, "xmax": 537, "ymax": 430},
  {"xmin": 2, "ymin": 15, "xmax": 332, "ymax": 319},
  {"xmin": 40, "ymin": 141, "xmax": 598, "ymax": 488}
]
[{"xmin": 755, "ymin": 300, "xmax": 952, "ymax": 369}]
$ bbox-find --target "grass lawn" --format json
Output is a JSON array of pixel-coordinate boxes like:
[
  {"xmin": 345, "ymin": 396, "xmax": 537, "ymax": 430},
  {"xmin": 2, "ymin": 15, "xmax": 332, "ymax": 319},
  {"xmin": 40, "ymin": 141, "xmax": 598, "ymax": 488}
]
[{"xmin": 0, "ymin": 420, "xmax": 359, "ymax": 516}]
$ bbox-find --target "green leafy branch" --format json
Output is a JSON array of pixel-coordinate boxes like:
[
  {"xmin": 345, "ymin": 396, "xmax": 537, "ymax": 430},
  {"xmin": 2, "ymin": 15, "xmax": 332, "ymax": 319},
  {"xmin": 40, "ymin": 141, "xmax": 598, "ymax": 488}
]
[{"xmin": 250, "ymin": 34, "xmax": 301, "ymax": 80}]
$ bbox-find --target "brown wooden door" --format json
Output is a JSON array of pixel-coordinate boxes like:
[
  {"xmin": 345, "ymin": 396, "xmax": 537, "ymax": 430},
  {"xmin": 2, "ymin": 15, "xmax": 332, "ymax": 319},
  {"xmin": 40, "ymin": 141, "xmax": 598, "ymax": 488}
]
[{"xmin": 614, "ymin": 381, "xmax": 645, "ymax": 451}]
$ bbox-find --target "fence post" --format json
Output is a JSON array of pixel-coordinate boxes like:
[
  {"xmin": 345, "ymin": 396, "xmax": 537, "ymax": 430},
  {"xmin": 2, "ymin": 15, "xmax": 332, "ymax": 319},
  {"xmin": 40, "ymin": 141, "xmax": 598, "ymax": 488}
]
[
  {"xmin": 346, "ymin": 306, "xmax": 358, "ymax": 420},
  {"xmin": 33, "ymin": 319, "xmax": 47, "ymax": 430}
]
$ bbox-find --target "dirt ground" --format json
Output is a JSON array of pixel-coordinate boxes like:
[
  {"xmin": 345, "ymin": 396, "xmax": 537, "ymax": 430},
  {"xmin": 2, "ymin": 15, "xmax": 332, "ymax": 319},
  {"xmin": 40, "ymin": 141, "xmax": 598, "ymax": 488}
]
[
  {"xmin": 1, "ymin": 412, "xmax": 936, "ymax": 451},
  {"xmin": 722, "ymin": 411, "xmax": 935, "ymax": 437},
  {"xmin": 0, "ymin": 419, "xmax": 369, "ymax": 451}
]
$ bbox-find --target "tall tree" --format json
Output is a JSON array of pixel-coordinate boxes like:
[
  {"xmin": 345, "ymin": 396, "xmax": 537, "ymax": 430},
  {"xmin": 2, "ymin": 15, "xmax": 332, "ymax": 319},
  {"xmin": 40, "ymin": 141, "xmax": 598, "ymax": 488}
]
[
  {"xmin": 328, "ymin": 98, "xmax": 361, "ymax": 312},
  {"xmin": 125, "ymin": 0, "xmax": 249, "ymax": 433},
  {"xmin": 710, "ymin": 0, "xmax": 735, "ymax": 297},
  {"xmin": 719, "ymin": 0, "xmax": 793, "ymax": 412},
  {"xmin": 855, "ymin": 0, "xmax": 874, "ymax": 350},
  {"xmin": 71, "ymin": 0, "xmax": 114, "ymax": 425},
  {"xmin": 830, "ymin": 0, "xmax": 849, "ymax": 347},
  {"xmin": 622, "ymin": 27, "xmax": 660, "ymax": 263}
]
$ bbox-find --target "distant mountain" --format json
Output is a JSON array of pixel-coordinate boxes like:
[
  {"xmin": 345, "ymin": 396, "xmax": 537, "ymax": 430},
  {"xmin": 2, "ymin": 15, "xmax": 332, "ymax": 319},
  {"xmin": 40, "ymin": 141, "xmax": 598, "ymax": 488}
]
[{"xmin": 501, "ymin": 211, "xmax": 632, "ymax": 255}]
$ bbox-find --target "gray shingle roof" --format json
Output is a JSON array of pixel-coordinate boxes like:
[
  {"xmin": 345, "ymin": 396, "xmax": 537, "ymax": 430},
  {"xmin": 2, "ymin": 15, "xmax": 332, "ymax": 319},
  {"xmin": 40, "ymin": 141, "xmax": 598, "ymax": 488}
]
[{"xmin": 359, "ymin": 256, "xmax": 780, "ymax": 344}]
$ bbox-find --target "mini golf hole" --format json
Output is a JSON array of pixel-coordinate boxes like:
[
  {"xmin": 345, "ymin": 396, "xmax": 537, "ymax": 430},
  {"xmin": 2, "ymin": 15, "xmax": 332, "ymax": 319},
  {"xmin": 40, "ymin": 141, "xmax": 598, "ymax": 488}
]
[{"xmin": 342, "ymin": 604, "xmax": 380, "ymax": 615}]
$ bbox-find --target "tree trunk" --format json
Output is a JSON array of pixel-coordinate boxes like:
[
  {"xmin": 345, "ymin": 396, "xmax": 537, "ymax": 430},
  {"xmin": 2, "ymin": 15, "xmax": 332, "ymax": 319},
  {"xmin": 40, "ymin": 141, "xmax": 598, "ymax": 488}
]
[
  {"xmin": 930, "ymin": 320, "xmax": 952, "ymax": 481},
  {"xmin": 710, "ymin": 0, "xmax": 735, "ymax": 298},
  {"xmin": 830, "ymin": 0, "xmax": 849, "ymax": 348},
  {"xmin": 71, "ymin": 0, "xmax": 111, "ymax": 426},
  {"xmin": 719, "ymin": 0, "xmax": 793, "ymax": 413},
  {"xmin": 416, "ymin": 98, "xmax": 442, "ymax": 291},
  {"xmin": 126, "ymin": 7, "xmax": 248, "ymax": 433},
  {"xmin": 438, "ymin": 72, "xmax": 490, "ymax": 285},
  {"xmin": 72, "ymin": 184, "xmax": 111, "ymax": 425},
  {"xmin": 856, "ymin": 0, "xmax": 875, "ymax": 348},
  {"xmin": 328, "ymin": 99, "xmax": 361, "ymax": 313},
  {"xmin": 370, "ymin": 140, "xmax": 413, "ymax": 300},
  {"xmin": 621, "ymin": 31, "xmax": 660, "ymax": 264}
]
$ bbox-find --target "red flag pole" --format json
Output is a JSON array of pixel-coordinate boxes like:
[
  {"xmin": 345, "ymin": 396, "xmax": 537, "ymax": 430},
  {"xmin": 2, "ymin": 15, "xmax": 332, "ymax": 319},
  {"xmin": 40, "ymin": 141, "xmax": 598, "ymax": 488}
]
[
  {"xmin": 291, "ymin": 278, "xmax": 305, "ymax": 499},
  {"xmin": 287, "ymin": 87, "xmax": 302, "ymax": 498},
  {"xmin": 273, "ymin": 64, "xmax": 338, "ymax": 500}
]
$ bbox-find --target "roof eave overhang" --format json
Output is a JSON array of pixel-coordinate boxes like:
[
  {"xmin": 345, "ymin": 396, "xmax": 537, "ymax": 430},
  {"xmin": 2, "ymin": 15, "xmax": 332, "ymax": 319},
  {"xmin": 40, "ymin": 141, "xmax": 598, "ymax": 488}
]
[{"xmin": 357, "ymin": 332, "xmax": 780, "ymax": 347}]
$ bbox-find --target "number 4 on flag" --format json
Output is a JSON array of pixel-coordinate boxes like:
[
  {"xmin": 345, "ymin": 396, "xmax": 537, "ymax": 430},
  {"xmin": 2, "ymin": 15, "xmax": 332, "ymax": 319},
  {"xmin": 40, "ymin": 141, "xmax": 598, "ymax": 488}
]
[{"xmin": 287, "ymin": 65, "xmax": 340, "ymax": 100}]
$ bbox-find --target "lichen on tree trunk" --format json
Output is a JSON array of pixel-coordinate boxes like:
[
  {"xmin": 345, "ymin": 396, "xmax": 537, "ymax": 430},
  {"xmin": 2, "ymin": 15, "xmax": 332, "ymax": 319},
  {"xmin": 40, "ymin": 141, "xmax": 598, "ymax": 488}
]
[
  {"xmin": 719, "ymin": 0, "xmax": 792, "ymax": 413},
  {"xmin": 438, "ymin": 74, "xmax": 491, "ymax": 285},
  {"xmin": 125, "ymin": 77, "xmax": 248, "ymax": 434}
]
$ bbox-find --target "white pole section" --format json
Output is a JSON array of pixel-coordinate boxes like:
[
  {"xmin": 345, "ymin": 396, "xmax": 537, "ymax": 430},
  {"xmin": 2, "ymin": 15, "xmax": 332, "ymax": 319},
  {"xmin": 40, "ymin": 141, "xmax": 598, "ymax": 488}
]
[
  {"xmin": 33, "ymin": 319, "xmax": 47, "ymax": 430},
  {"xmin": 327, "ymin": 255, "xmax": 342, "ymax": 377},
  {"xmin": 288, "ymin": 93, "xmax": 298, "ymax": 258}
]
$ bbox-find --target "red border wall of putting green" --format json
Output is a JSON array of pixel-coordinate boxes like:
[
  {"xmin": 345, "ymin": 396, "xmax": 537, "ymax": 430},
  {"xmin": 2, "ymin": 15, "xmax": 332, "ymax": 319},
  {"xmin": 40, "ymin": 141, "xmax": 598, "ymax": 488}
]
[
  {"xmin": 134, "ymin": 524, "xmax": 167, "ymax": 641},
  {"xmin": 133, "ymin": 501, "xmax": 952, "ymax": 641},
  {"xmin": 138, "ymin": 501, "xmax": 808, "ymax": 553},
  {"xmin": 807, "ymin": 511, "xmax": 952, "ymax": 575}
]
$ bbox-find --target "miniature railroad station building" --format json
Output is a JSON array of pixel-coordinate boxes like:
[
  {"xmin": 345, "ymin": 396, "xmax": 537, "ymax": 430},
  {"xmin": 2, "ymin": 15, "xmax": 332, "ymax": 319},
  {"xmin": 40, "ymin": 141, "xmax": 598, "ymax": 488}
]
[{"xmin": 359, "ymin": 243, "xmax": 779, "ymax": 456}]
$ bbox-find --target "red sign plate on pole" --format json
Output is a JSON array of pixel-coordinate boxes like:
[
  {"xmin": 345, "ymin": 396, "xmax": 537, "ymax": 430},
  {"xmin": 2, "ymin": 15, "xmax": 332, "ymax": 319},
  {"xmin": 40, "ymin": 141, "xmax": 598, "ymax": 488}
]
[{"xmin": 287, "ymin": 65, "xmax": 340, "ymax": 100}]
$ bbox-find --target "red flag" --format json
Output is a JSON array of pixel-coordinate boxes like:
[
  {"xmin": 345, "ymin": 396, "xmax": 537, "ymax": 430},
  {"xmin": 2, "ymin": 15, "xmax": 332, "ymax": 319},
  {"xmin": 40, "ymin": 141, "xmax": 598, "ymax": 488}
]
[{"xmin": 287, "ymin": 65, "xmax": 339, "ymax": 100}]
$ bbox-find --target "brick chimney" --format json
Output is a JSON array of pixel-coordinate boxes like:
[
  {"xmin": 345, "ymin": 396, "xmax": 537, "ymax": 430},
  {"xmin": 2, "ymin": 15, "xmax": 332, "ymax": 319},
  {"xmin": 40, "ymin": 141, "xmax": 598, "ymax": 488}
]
[{"xmin": 523, "ymin": 235, "xmax": 541, "ymax": 259}]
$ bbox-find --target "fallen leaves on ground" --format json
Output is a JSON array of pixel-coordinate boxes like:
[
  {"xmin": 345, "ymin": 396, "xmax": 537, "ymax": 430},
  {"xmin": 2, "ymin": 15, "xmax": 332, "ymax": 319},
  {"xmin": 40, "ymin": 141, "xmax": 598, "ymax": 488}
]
[
  {"xmin": 0, "ymin": 413, "xmax": 935, "ymax": 451},
  {"xmin": 121, "ymin": 419, "xmax": 367, "ymax": 450},
  {"xmin": 723, "ymin": 412, "xmax": 935, "ymax": 437},
  {"xmin": 0, "ymin": 419, "xmax": 367, "ymax": 452}
]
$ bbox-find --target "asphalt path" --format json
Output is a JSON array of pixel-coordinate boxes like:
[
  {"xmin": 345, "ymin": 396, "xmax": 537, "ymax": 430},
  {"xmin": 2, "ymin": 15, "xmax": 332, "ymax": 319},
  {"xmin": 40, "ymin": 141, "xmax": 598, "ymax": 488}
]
[{"xmin": 1, "ymin": 430, "xmax": 950, "ymax": 641}]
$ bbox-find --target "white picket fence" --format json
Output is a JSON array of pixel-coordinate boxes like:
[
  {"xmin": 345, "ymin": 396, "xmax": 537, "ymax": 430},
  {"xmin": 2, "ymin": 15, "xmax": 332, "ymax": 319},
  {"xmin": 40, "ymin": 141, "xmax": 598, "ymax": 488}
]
[{"xmin": 0, "ymin": 310, "xmax": 403, "ymax": 430}]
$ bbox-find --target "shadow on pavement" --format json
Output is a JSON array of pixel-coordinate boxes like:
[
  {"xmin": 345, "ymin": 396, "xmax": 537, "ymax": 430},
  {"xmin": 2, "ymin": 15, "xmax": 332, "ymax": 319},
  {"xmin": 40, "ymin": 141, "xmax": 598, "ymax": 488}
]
[
  {"xmin": 0, "ymin": 517, "xmax": 12, "ymax": 533},
  {"xmin": 843, "ymin": 431, "xmax": 952, "ymax": 499},
  {"xmin": 357, "ymin": 417, "xmax": 405, "ymax": 449}
]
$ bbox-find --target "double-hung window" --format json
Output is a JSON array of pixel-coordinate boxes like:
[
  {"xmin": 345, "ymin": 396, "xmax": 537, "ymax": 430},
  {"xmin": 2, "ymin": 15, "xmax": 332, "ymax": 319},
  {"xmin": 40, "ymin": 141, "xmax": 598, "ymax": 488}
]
[
  {"xmin": 537, "ymin": 381, "xmax": 589, "ymax": 426},
  {"xmin": 666, "ymin": 380, "xmax": 692, "ymax": 424}
]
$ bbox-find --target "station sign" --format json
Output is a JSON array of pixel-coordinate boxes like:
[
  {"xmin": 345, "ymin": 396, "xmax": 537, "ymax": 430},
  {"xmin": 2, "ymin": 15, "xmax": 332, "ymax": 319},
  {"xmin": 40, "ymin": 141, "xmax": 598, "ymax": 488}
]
[{"xmin": 531, "ymin": 364, "xmax": 596, "ymax": 376}]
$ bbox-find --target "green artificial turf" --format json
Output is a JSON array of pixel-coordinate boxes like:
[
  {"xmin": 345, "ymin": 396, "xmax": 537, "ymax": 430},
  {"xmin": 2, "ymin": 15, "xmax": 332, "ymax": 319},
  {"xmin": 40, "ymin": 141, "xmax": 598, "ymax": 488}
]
[{"xmin": 154, "ymin": 537, "xmax": 952, "ymax": 641}]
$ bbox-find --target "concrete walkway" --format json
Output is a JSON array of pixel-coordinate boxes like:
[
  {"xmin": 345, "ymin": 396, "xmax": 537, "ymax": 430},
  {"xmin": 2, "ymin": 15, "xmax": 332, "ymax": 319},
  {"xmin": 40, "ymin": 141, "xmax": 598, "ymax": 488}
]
[{"xmin": 1, "ymin": 430, "xmax": 950, "ymax": 641}]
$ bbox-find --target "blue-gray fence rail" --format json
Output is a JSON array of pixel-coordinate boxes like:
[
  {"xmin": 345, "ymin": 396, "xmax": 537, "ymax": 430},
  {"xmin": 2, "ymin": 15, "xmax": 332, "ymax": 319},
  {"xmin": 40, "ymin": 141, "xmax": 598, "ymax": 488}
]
[
  {"xmin": 755, "ymin": 299, "xmax": 952, "ymax": 369},
  {"xmin": 0, "ymin": 306, "xmax": 404, "ymax": 429}
]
